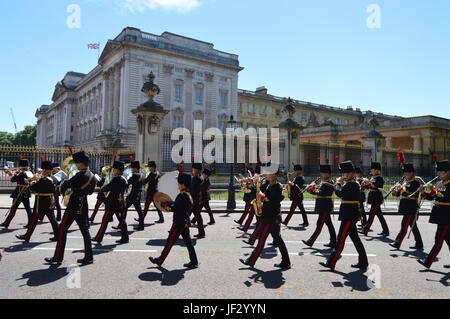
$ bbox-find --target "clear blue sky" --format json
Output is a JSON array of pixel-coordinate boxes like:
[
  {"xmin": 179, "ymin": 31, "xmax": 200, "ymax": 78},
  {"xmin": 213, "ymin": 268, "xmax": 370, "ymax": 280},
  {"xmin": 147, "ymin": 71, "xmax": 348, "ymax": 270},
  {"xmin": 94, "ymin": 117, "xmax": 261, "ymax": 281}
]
[{"xmin": 1, "ymin": 0, "xmax": 449, "ymax": 133}]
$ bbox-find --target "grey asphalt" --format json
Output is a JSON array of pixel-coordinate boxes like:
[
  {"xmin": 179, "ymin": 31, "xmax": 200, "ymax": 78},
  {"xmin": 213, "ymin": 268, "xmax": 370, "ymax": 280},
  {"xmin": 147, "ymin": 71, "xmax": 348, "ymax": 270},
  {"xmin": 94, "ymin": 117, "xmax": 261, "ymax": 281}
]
[{"xmin": 0, "ymin": 195, "xmax": 448, "ymax": 299}]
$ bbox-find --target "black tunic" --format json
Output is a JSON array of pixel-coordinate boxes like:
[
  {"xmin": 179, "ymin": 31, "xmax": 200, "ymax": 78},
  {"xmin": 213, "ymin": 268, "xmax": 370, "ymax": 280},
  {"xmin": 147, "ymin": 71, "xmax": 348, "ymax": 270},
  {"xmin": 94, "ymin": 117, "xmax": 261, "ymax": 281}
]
[
  {"xmin": 168, "ymin": 192, "xmax": 193, "ymax": 229},
  {"xmin": 243, "ymin": 182, "xmax": 256, "ymax": 203},
  {"xmin": 393, "ymin": 178, "xmax": 421, "ymax": 215},
  {"xmin": 101, "ymin": 175, "xmax": 128, "ymax": 212},
  {"xmin": 201, "ymin": 178, "xmax": 211, "ymax": 202},
  {"xmin": 289, "ymin": 175, "xmax": 305, "ymax": 202},
  {"xmin": 144, "ymin": 170, "xmax": 160, "ymax": 195},
  {"xmin": 11, "ymin": 171, "xmax": 33, "ymax": 199},
  {"xmin": 335, "ymin": 179, "xmax": 361, "ymax": 222},
  {"xmin": 311, "ymin": 180, "xmax": 334, "ymax": 213},
  {"xmin": 30, "ymin": 176, "xmax": 56, "ymax": 210},
  {"xmin": 191, "ymin": 175, "xmax": 202, "ymax": 206},
  {"xmin": 60, "ymin": 170, "xmax": 96, "ymax": 215},
  {"xmin": 423, "ymin": 180, "xmax": 450, "ymax": 225},
  {"xmin": 367, "ymin": 175, "xmax": 384, "ymax": 205},
  {"xmin": 127, "ymin": 173, "xmax": 143, "ymax": 202},
  {"xmin": 261, "ymin": 182, "xmax": 284, "ymax": 222}
]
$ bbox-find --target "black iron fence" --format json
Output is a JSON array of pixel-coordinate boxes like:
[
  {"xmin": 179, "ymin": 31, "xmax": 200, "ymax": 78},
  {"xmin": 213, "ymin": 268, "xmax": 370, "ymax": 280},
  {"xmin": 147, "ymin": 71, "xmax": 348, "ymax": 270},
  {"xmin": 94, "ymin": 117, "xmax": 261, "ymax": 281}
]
[{"xmin": 0, "ymin": 145, "xmax": 113, "ymax": 188}]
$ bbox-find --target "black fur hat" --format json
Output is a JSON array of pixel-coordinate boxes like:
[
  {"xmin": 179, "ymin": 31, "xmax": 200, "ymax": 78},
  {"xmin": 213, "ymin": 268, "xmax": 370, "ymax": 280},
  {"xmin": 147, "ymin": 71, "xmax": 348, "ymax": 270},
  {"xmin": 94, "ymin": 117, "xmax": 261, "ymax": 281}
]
[
  {"xmin": 402, "ymin": 163, "xmax": 415, "ymax": 173},
  {"xmin": 339, "ymin": 161, "xmax": 355, "ymax": 173},
  {"xmin": 73, "ymin": 151, "xmax": 89, "ymax": 164},
  {"xmin": 320, "ymin": 165, "xmax": 332, "ymax": 174},
  {"xmin": 436, "ymin": 160, "xmax": 450, "ymax": 172},
  {"xmin": 113, "ymin": 161, "xmax": 125, "ymax": 171},
  {"xmin": 371, "ymin": 162, "xmax": 381, "ymax": 170},
  {"xmin": 19, "ymin": 159, "xmax": 29, "ymax": 167},
  {"xmin": 130, "ymin": 161, "xmax": 141, "ymax": 169},
  {"xmin": 41, "ymin": 161, "xmax": 53, "ymax": 170},
  {"xmin": 177, "ymin": 173, "xmax": 192, "ymax": 188}
]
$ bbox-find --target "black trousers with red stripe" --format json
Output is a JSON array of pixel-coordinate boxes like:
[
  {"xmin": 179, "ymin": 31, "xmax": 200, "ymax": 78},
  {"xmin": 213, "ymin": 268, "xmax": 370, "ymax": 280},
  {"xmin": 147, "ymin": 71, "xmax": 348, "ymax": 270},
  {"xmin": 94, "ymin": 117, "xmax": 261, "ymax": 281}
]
[
  {"xmin": 89, "ymin": 198, "xmax": 104, "ymax": 222},
  {"xmin": 393, "ymin": 214, "xmax": 423, "ymax": 248},
  {"xmin": 306, "ymin": 211, "xmax": 336, "ymax": 246},
  {"xmin": 241, "ymin": 206, "xmax": 256, "ymax": 233},
  {"xmin": 124, "ymin": 198, "xmax": 144, "ymax": 228},
  {"xmin": 23, "ymin": 204, "xmax": 59, "ymax": 241},
  {"xmin": 247, "ymin": 219, "xmax": 290, "ymax": 266},
  {"xmin": 54, "ymin": 195, "xmax": 62, "ymax": 220},
  {"xmin": 52, "ymin": 212, "xmax": 93, "ymax": 262},
  {"xmin": 2, "ymin": 197, "xmax": 33, "ymax": 227},
  {"xmin": 191, "ymin": 204, "xmax": 205, "ymax": 236},
  {"xmin": 423, "ymin": 224, "xmax": 450, "ymax": 268},
  {"xmin": 327, "ymin": 220, "xmax": 368, "ymax": 268},
  {"xmin": 283, "ymin": 200, "xmax": 307, "ymax": 226},
  {"xmin": 143, "ymin": 191, "xmax": 163, "ymax": 221},
  {"xmin": 94, "ymin": 208, "xmax": 128, "ymax": 243},
  {"xmin": 192, "ymin": 200, "xmax": 215, "ymax": 224},
  {"xmin": 247, "ymin": 218, "xmax": 264, "ymax": 245},
  {"xmin": 359, "ymin": 200, "xmax": 367, "ymax": 225},
  {"xmin": 363, "ymin": 204, "xmax": 389, "ymax": 235},
  {"xmin": 156, "ymin": 225, "xmax": 198, "ymax": 265},
  {"xmin": 236, "ymin": 202, "xmax": 252, "ymax": 225}
]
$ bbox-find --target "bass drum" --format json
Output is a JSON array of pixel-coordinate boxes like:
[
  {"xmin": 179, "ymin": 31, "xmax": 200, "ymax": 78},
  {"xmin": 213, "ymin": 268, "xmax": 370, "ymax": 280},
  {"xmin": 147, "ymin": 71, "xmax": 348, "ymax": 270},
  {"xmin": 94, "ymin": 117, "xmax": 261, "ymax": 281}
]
[{"xmin": 153, "ymin": 170, "xmax": 180, "ymax": 212}]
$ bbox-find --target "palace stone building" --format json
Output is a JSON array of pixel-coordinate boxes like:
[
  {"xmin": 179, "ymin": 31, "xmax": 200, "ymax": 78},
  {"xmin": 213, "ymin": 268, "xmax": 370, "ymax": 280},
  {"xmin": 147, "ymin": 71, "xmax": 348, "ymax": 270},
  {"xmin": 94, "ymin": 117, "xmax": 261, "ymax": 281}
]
[{"xmin": 36, "ymin": 27, "xmax": 242, "ymax": 152}]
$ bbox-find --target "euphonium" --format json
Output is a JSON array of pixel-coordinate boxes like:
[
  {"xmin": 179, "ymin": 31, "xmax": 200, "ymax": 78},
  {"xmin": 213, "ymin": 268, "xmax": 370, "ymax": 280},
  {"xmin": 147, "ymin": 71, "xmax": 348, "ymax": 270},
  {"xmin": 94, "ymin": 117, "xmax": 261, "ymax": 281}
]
[
  {"xmin": 252, "ymin": 177, "xmax": 264, "ymax": 217},
  {"xmin": 61, "ymin": 155, "xmax": 79, "ymax": 206}
]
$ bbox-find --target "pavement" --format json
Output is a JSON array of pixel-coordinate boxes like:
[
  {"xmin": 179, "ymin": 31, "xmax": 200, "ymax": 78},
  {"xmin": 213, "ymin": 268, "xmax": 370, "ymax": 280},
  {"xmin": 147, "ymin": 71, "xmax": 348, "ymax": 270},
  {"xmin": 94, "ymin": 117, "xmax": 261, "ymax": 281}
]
[{"xmin": 0, "ymin": 194, "xmax": 448, "ymax": 299}]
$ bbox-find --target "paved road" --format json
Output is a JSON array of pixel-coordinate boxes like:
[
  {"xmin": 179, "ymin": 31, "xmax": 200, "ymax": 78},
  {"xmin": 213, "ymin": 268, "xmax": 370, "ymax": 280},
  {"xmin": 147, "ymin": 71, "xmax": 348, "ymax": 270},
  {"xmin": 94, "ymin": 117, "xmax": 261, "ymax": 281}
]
[{"xmin": 0, "ymin": 199, "xmax": 448, "ymax": 299}]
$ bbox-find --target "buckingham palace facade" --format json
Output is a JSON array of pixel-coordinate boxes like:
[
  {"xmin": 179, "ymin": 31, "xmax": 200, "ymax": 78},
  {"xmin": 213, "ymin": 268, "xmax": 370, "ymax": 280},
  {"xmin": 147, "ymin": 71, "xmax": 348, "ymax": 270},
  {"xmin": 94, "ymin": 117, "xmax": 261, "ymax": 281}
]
[{"xmin": 35, "ymin": 27, "xmax": 242, "ymax": 151}]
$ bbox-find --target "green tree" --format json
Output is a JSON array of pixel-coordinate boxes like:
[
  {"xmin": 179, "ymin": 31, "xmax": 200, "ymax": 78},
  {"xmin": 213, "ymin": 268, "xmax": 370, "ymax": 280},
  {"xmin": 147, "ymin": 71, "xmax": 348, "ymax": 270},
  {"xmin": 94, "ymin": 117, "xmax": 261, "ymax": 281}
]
[
  {"xmin": 0, "ymin": 131, "xmax": 15, "ymax": 145},
  {"xmin": 13, "ymin": 125, "xmax": 37, "ymax": 146}
]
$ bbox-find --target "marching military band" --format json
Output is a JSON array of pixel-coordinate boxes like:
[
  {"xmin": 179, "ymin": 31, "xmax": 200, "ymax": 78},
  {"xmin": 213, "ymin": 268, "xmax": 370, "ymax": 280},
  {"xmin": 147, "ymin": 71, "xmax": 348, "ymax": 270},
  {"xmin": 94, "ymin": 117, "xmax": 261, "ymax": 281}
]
[{"xmin": 1, "ymin": 150, "xmax": 450, "ymax": 273}]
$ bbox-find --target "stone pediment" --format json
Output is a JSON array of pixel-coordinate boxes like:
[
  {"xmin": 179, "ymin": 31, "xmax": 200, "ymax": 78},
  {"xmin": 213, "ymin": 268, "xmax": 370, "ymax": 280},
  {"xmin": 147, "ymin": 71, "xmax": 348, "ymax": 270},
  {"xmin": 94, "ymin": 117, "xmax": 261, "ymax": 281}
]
[
  {"xmin": 99, "ymin": 40, "xmax": 122, "ymax": 64},
  {"xmin": 52, "ymin": 82, "xmax": 66, "ymax": 102}
]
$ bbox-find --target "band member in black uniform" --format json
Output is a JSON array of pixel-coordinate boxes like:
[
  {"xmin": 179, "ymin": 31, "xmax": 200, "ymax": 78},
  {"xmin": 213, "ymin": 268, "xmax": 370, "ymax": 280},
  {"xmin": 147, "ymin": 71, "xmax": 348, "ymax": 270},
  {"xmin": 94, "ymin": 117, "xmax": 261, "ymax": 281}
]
[
  {"xmin": 1, "ymin": 159, "xmax": 33, "ymax": 229},
  {"xmin": 89, "ymin": 167, "xmax": 106, "ymax": 223},
  {"xmin": 418, "ymin": 160, "xmax": 450, "ymax": 269},
  {"xmin": 389, "ymin": 163, "xmax": 424, "ymax": 250},
  {"xmin": 239, "ymin": 166, "xmax": 263, "ymax": 233},
  {"xmin": 303, "ymin": 165, "xmax": 337, "ymax": 248},
  {"xmin": 44, "ymin": 151, "xmax": 96, "ymax": 265},
  {"xmin": 143, "ymin": 161, "xmax": 164, "ymax": 224},
  {"xmin": 149, "ymin": 173, "xmax": 198, "ymax": 269},
  {"xmin": 192, "ymin": 168, "xmax": 215, "ymax": 225},
  {"xmin": 235, "ymin": 167, "xmax": 256, "ymax": 225},
  {"xmin": 190, "ymin": 163, "xmax": 205, "ymax": 239},
  {"xmin": 124, "ymin": 161, "xmax": 145, "ymax": 231},
  {"xmin": 93, "ymin": 161, "xmax": 129, "ymax": 245},
  {"xmin": 52, "ymin": 163, "xmax": 63, "ymax": 222},
  {"xmin": 355, "ymin": 167, "xmax": 367, "ymax": 226},
  {"xmin": 320, "ymin": 161, "xmax": 368, "ymax": 271},
  {"xmin": 240, "ymin": 168, "xmax": 291, "ymax": 269},
  {"xmin": 283, "ymin": 164, "xmax": 308, "ymax": 227},
  {"xmin": 360, "ymin": 162, "xmax": 390, "ymax": 236},
  {"xmin": 16, "ymin": 161, "xmax": 59, "ymax": 242}
]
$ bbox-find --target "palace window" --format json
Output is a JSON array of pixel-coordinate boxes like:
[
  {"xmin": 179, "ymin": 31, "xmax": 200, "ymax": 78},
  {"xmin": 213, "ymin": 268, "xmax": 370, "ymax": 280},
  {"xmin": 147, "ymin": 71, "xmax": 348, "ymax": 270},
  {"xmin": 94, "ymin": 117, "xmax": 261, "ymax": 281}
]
[
  {"xmin": 220, "ymin": 77, "xmax": 228, "ymax": 83},
  {"xmin": 195, "ymin": 87, "xmax": 203, "ymax": 104},
  {"xmin": 248, "ymin": 104, "xmax": 255, "ymax": 113},
  {"xmin": 301, "ymin": 112, "xmax": 308, "ymax": 121},
  {"xmin": 335, "ymin": 118, "xmax": 341, "ymax": 124},
  {"xmin": 275, "ymin": 109, "xmax": 281, "ymax": 117},
  {"xmin": 237, "ymin": 103, "xmax": 242, "ymax": 112},
  {"xmin": 219, "ymin": 91, "xmax": 228, "ymax": 107},
  {"xmin": 343, "ymin": 119, "xmax": 349, "ymax": 125},
  {"xmin": 175, "ymin": 68, "xmax": 183, "ymax": 74},
  {"xmin": 173, "ymin": 115, "xmax": 183, "ymax": 128},
  {"xmin": 259, "ymin": 105, "xmax": 267, "ymax": 115},
  {"xmin": 196, "ymin": 72, "xmax": 204, "ymax": 78},
  {"xmin": 174, "ymin": 84, "xmax": 183, "ymax": 100}
]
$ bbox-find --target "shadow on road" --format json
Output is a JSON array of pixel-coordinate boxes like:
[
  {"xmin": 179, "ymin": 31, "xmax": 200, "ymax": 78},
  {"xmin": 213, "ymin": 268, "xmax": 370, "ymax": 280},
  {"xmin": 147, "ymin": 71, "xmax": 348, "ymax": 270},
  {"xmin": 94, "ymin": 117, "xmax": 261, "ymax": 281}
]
[
  {"xmin": 328, "ymin": 269, "xmax": 372, "ymax": 292},
  {"xmin": 139, "ymin": 266, "xmax": 193, "ymax": 286},
  {"xmin": 389, "ymin": 248, "xmax": 428, "ymax": 260},
  {"xmin": 146, "ymin": 238, "xmax": 197, "ymax": 247},
  {"xmin": 241, "ymin": 267, "xmax": 288, "ymax": 289},
  {"xmin": 17, "ymin": 266, "xmax": 68, "ymax": 287},
  {"xmin": 420, "ymin": 269, "xmax": 450, "ymax": 287},
  {"xmin": 3, "ymin": 241, "xmax": 45, "ymax": 253}
]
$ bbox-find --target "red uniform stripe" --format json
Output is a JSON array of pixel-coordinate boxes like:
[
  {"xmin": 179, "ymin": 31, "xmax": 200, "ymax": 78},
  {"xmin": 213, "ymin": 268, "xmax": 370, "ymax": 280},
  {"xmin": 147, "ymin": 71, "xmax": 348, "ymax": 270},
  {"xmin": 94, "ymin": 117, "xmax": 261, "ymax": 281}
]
[
  {"xmin": 329, "ymin": 221, "xmax": 352, "ymax": 267},
  {"xmin": 248, "ymin": 223, "xmax": 270, "ymax": 265},
  {"xmin": 426, "ymin": 225, "xmax": 449, "ymax": 267}
]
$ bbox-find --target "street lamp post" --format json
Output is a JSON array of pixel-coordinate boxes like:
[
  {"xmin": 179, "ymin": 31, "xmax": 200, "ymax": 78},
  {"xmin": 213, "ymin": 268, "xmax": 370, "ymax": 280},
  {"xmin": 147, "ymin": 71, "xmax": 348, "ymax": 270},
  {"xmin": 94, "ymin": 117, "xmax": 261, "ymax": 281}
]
[{"xmin": 227, "ymin": 115, "xmax": 237, "ymax": 213}]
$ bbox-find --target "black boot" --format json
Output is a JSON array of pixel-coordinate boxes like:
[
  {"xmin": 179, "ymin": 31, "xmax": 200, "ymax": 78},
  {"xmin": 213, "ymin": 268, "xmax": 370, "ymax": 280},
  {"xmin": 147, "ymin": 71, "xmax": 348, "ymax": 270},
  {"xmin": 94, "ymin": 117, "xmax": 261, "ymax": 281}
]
[
  {"xmin": 184, "ymin": 262, "xmax": 198, "ymax": 269},
  {"xmin": 274, "ymin": 262, "xmax": 291, "ymax": 269},
  {"xmin": 351, "ymin": 263, "xmax": 369, "ymax": 270},
  {"xmin": 149, "ymin": 257, "xmax": 161, "ymax": 265},
  {"xmin": 44, "ymin": 257, "xmax": 62, "ymax": 265},
  {"xmin": 77, "ymin": 258, "xmax": 94, "ymax": 265},
  {"xmin": 239, "ymin": 258, "xmax": 253, "ymax": 268},
  {"xmin": 302, "ymin": 239, "xmax": 313, "ymax": 247}
]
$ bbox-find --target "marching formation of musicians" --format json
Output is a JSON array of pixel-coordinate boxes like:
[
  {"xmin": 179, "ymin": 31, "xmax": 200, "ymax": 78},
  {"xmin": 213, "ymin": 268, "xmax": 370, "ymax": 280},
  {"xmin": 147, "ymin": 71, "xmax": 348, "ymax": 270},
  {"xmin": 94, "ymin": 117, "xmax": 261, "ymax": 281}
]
[{"xmin": 1, "ymin": 150, "xmax": 449, "ymax": 272}]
